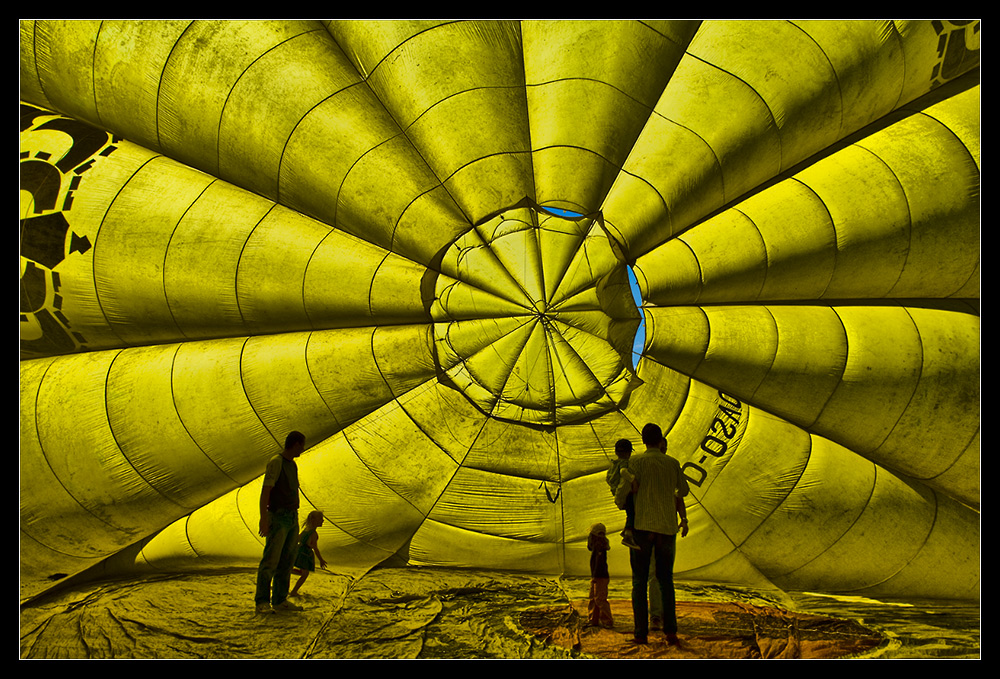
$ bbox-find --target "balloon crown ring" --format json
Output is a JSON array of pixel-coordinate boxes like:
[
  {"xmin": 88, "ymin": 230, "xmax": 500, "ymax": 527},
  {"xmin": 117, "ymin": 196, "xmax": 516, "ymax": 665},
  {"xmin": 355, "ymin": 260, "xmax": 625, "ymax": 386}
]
[{"xmin": 425, "ymin": 199, "xmax": 644, "ymax": 426}]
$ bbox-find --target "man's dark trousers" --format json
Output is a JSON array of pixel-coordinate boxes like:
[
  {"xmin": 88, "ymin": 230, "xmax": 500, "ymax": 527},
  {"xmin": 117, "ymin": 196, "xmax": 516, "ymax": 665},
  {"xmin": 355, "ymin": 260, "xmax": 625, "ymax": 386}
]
[
  {"xmin": 630, "ymin": 529, "xmax": 678, "ymax": 639},
  {"xmin": 255, "ymin": 508, "xmax": 299, "ymax": 606}
]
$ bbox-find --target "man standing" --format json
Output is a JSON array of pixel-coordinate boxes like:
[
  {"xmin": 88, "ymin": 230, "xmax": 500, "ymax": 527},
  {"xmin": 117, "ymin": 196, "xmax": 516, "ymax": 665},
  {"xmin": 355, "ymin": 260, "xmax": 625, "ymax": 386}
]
[
  {"xmin": 255, "ymin": 431, "xmax": 306, "ymax": 614},
  {"xmin": 617, "ymin": 423, "xmax": 690, "ymax": 645}
]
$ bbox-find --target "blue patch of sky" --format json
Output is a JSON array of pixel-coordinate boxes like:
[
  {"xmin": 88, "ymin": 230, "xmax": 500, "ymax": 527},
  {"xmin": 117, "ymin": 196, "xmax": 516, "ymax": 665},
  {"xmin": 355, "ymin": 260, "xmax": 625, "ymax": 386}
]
[
  {"xmin": 626, "ymin": 265, "xmax": 646, "ymax": 369},
  {"xmin": 539, "ymin": 207, "xmax": 582, "ymax": 218},
  {"xmin": 542, "ymin": 207, "xmax": 645, "ymax": 369}
]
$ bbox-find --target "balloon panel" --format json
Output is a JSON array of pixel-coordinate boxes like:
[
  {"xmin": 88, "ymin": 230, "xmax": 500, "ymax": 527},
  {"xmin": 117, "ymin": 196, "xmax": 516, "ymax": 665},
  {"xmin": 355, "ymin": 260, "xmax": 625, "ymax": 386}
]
[{"xmin": 20, "ymin": 20, "xmax": 978, "ymax": 602}]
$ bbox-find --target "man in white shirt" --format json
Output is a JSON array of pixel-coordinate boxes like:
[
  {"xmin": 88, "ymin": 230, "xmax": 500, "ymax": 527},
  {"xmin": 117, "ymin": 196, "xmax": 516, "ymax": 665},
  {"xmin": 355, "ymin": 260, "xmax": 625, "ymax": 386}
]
[{"xmin": 618, "ymin": 422, "xmax": 690, "ymax": 644}]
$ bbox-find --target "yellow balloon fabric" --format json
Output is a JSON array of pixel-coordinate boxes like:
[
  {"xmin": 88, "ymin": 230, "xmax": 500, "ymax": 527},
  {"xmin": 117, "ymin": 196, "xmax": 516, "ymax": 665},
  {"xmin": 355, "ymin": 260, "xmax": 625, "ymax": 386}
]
[{"xmin": 20, "ymin": 19, "xmax": 979, "ymax": 602}]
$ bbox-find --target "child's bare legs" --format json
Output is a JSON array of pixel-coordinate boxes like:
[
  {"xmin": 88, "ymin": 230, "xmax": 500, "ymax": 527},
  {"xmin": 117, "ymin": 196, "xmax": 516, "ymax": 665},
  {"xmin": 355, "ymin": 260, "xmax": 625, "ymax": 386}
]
[
  {"xmin": 290, "ymin": 568, "xmax": 308, "ymax": 596},
  {"xmin": 621, "ymin": 492, "xmax": 639, "ymax": 549}
]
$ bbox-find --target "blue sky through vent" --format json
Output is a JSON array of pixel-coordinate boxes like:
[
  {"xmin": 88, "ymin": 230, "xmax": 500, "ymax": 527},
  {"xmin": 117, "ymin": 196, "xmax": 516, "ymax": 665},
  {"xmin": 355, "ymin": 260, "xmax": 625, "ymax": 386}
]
[
  {"xmin": 542, "ymin": 207, "xmax": 645, "ymax": 370},
  {"xmin": 626, "ymin": 264, "xmax": 646, "ymax": 369}
]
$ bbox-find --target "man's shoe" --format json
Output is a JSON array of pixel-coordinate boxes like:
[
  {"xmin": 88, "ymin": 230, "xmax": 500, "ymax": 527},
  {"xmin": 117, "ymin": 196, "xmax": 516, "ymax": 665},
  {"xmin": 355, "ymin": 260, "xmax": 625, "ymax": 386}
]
[
  {"xmin": 630, "ymin": 636, "xmax": 648, "ymax": 645},
  {"xmin": 665, "ymin": 633, "xmax": 681, "ymax": 646},
  {"xmin": 255, "ymin": 602, "xmax": 274, "ymax": 614},
  {"xmin": 274, "ymin": 599, "xmax": 303, "ymax": 612},
  {"xmin": 621, "ymin": 536, "xmax": 641, "ymax": 550},
  {"xmin": 650, "ymin": 615, "xmax": 663, "ymax": 631}
]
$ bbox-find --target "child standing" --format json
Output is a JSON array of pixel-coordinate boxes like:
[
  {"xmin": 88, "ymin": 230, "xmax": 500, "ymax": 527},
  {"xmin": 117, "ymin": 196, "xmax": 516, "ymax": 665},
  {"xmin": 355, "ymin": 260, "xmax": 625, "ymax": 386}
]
[
  {"xmin": 606, "ymin": 438, "xmax": 639, "ymax": 549},
  {"xmin": 289, "ymin": 510, "xmax": 327, "ymax": 597},
  {"xmin": 587, "ymin": 523, "xmax": 614, "ymax": 628}
]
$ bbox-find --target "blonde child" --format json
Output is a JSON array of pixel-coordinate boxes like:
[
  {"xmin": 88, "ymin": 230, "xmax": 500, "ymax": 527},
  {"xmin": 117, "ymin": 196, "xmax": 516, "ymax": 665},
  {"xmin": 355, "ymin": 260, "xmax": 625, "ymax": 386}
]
[
  {"xmin": 289, "ymin": 510, "xmax": 327, "ymax": 597},
  {"xmin": 587, "ymin": 523, "xmax": 614, "ymax": 627}
]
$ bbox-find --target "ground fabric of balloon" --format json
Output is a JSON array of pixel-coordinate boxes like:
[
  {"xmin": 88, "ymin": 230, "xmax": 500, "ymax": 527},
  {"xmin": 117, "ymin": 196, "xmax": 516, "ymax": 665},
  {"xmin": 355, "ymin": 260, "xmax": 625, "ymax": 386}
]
[
  {"xmin": 18, "ymin": 569, "xmax": 980, "ymax": 659},
  {"xmin": 20, "ymin": 19, "xmax": 979, "ymax": 658}
]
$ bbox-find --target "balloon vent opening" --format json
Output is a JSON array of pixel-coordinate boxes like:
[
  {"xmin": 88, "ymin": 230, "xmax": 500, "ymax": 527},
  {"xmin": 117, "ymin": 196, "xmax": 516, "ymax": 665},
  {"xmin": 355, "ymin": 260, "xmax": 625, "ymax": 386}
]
[
  {"xmin": 429, "ymin": 200, "xmax": 643, "ymax": 426},
  {"xmin": 626, "ymin": 264, "xmax": 645, "ymax": 369}
]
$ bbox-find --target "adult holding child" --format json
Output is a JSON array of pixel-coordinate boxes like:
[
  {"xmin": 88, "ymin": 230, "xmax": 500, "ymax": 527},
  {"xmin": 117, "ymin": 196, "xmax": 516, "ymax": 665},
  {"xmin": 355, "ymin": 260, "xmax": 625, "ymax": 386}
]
[{"xmin": 616, "ymin": 423, "xmax": 690, "ymax": 645}]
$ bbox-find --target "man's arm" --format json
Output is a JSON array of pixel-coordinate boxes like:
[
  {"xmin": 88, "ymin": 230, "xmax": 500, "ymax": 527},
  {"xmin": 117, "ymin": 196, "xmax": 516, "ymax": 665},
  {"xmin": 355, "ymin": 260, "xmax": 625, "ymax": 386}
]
[
  {"xmin": 675, "ymin": 495, "xmax": 688, "ymax": 537},
  {"xmin": 675, "ymin": 457, "xmax": 690, "ymax": 537},
  {"xmin": 259, "ymin": 455, "xmax": 283, "ymax": 537},
  {"xmin": 258, "ymin": 485, "xmax": 272, "ymax": 537}
]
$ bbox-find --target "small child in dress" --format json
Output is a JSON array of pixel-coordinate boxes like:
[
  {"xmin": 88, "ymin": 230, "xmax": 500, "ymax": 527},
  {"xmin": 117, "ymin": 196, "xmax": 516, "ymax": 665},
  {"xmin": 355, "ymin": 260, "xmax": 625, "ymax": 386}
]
[
  {"xmin": 289, "ymin": 510, "xmax": 327, "ymax": 597},
  {"xmin": 607, "ymin": 438, "xmax": 639, "ymax": 549},
  {"xmin": 587, "ymin": 522, "xmax": 613, "ymax": 627}
]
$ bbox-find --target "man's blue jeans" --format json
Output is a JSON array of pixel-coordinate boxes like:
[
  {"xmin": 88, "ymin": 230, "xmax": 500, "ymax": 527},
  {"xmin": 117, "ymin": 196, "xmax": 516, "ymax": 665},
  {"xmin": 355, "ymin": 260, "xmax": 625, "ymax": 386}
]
[
  {"xmin": 630, "ymin": 530, "xmax": 677, "ymax": 638},
  {"xmin": 255, "ymin": 509, "xmax": 299, "ymax": 606}
]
